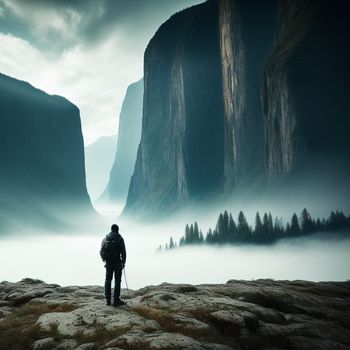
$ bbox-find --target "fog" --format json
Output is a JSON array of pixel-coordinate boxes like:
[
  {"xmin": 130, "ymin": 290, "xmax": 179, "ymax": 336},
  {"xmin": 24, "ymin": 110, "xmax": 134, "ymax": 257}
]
[{"xmin": 1, "ymin": 212, "xmax": 349, "ymax": 289}]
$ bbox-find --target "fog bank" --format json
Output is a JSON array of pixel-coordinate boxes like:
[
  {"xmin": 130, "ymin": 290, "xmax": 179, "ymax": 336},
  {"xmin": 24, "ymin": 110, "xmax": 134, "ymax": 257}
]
[{"xmin": 0, "ymin": 226, "xmax": 349, "ymax": 289}]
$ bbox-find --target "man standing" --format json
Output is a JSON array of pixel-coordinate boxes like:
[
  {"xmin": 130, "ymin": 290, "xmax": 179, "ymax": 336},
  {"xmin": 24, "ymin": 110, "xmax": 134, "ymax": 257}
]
[{"xmin": 100, "ymin": 224, "xmax": 126, "ymax": 306}]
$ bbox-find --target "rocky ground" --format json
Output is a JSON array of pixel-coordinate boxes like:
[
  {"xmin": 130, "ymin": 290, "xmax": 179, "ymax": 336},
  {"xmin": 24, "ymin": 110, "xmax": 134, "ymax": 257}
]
[{"xmin": 0, "ymin": 278, "xmax": 350, "ymax": 350}]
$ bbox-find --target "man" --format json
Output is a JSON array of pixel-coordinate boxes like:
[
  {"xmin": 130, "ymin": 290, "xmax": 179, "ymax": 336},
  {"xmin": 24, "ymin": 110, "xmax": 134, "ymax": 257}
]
[{"xmin": 100, "ymin": 224, "xmax": 126, "ymax": 306}]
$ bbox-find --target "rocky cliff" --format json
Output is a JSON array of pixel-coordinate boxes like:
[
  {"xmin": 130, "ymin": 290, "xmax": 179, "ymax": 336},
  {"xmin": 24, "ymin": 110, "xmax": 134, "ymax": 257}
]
[
  {"xmin": 262, "ymin": 0, "xmax": 350, "ymax": 179},
  {"xmin": 100, "ymin": 79, "xmax": 143, "ymax": 205},
  {"xmin": 0, "ymin": 73, "xmax": 94, "ymax": 233},
  {"xmin": 125, "ymin": 0, "xmax": 350, "ymax": 217},
  {"xmin": 1, "ymin": 278, "xmax": 349, "ymax": 350}
]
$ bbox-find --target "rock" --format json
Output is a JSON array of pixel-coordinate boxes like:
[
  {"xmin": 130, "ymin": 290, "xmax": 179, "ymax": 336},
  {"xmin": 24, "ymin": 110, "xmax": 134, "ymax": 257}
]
[
  {"xmin": 74, "ymin": 343, "xmax": 97, "ymax": 350},
  {"xmin": 210, "ymin": 310, "xmax": 246, "ymax": 328},
  {"xmin": 32, "ymin": 337, "xmax": 56, "ymax": 350},
  {"xmin": 0, "ymin": 279, "xmax": 349, "ymax": 350},
  {"xmin": 56, "ymin": 339, "xmax": 79, "ymax": 350}
]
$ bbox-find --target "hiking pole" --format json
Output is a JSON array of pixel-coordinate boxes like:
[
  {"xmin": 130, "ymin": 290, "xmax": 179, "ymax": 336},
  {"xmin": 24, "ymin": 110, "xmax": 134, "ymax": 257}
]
[{"xmin": 123, "ymin": 267, "xmax": 131, "ymax": 299}]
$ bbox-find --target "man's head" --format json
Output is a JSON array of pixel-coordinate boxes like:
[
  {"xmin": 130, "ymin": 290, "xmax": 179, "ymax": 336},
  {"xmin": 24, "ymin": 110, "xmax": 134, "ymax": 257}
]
[{"xmin": 111, "ymin": 224, "xmax": 119, "ymax": 233}]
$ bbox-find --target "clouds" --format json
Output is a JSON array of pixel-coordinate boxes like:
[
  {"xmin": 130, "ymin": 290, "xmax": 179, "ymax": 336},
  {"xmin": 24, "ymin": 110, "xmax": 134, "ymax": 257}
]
[{"xmin": 0, "ymin": 0, "xmax": 204, "ymax": 144}]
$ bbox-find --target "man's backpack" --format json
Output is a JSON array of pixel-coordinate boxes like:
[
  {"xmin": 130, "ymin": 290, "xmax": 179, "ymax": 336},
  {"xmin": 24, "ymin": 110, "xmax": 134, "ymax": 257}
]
[{"xmin": 102, "ymin": 238, "xmax": 120, "ymax": 261}]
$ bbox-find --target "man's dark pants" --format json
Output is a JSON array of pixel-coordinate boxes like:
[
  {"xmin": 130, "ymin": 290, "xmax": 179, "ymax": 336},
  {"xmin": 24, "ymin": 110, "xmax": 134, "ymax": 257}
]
[{"xmin": 105, "ymin": 263, "xmax": 122, "ymax": 303}]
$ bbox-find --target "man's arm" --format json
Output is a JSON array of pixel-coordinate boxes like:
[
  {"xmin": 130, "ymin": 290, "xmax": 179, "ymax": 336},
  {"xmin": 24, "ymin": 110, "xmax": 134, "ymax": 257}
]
[
  {"xmin": 121, "ymin": 238, "xmax": 126, "ymax": 267},
  {"xmin": 100, "ymin": 238, "xmax": 106, "ymax": 262}
]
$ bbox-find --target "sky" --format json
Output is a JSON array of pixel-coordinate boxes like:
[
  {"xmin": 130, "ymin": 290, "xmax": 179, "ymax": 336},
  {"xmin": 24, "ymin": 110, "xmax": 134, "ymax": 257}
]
[{"xmin": 0, "ymin": 0, "xmax": 203, "ymax": 145}]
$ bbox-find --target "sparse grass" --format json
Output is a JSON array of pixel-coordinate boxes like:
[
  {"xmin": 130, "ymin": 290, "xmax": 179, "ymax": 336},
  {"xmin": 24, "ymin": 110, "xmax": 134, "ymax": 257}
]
[
  {"xmin": 0, "ymin": 302, "xmax": 76, "ymax": 350},
  {"xmin": 187, "ymin": 306, "xmax": 215, "ymax": 321},
  {"xmin": 131, "ymin": 305, "xmax": 236, "ymax": 347},
  {"xmin": 74, "ymin": 322, "xmax": 132, "ymax": 346}
]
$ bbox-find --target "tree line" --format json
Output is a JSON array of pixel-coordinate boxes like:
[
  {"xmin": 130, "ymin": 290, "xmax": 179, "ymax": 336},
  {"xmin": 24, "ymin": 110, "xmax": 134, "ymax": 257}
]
[{"xmin": 160, "ymin": 208, "xmax": 350, "ymax": 250}]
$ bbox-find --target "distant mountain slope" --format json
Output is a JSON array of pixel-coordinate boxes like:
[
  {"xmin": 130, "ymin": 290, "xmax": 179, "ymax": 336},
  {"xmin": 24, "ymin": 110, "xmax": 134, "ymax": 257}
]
[
  {"xmin": 85, "ymin": 135, "xmax": 117, "ymax": 201},
  {"xmin": 100, "ymin": 79, "xmax": 143, "ymax": 205},
  {"xmin": 0, "ymin": 73, "xmax": 94, "ymax": 233}
]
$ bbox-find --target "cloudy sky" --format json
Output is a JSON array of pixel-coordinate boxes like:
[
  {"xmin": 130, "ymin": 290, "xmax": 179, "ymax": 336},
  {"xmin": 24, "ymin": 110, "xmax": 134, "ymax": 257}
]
[{"xmin": 0, "ymin": 0, "xmax": 203, "ymax": 145}]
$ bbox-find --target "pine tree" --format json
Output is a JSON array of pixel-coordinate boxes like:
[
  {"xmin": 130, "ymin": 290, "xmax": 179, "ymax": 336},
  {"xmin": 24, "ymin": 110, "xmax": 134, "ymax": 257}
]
[
  {"xmin": 228, "ymin": 213, "xmax": 237, "ymax": 242},
  {"xmin": 274, "ymin": 216, "xmax": 284, "ymax": 239},
  {"xmin": 185, "ymin": 224, "xmax": 190, "ymax": 243},
  {"xmin": 189, "ymin": 224, "xmax": 194, "ymax": 244},
  {"xmin": 169, "ymin": 237, "xmax": 175, "ymax": 249},
  {"xmin": 262, "ymin": 213, "xmax": 269, "ymax": 242},
  {"xmin": 254, "ymin": 212, "xmax": 263, "ymax": 242},
  {"xmin": 193, "ymin": 222, "xmax": 200, "ymax": 243},
  {"xmin": 300, "ymin": 208, "xmax": 312, "ymax": 234},
  {"xmin": 216, "ymin": 213, "xmax": 225, "ymax": 243},
  {"xmin": 285, "ymin": 222, "xmax": 291, "ymax": 235},
  {"xmin": 199, "ymin": 231, "xmax": 204, "ymax": 243},
  {"xmin": 267, "ymin": 212, "xmax": 274, "ymax": 240},
  {"xmin": 206, "ymin": 228, "xmax": 213, "ymax": 244},
  {"xmin": 179, "ymin": 237, "xmax": 185, "ymax": 246},
  {"xmin": 290, "ymin": 213, "xmax": 300, "ymax": 236},
  {"xmin": 223, "ymin": 211, "xmax": 229, "ymax": 242},
  {"xmin": 237, "ymin": 211, "xmax": 251, "ymax": 242}
]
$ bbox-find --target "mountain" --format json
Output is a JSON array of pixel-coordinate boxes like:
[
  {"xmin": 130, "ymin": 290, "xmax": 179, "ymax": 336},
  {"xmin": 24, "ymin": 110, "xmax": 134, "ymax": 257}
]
[
  {"xmin": 124, "ymin": 0, "xmax": 350, "ymax": 217},
  {"xmin": 100, "ymin": 79, "xmax": 143, "ymax": 205},
  {"xmin": 0, "ymin": 73, "xmax": 94, "ymax": 233},
  {"xmin": 85, "ymin": 135, "xmax": 117, "ymax": 201}
]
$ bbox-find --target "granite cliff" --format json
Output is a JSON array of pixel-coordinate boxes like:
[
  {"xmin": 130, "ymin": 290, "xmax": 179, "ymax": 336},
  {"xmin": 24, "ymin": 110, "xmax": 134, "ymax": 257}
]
[
  {"xmin": 1, "ymin": 278, "xmax": 349, "ymax": 350},
  {"xmin": 101, "ymin": 79, "xmax": 143, "ymax": 205},
  {"xmin": 0, "ymin": 73, "xmax": 94, "ymax": 233},
  {"xmin": 124, "ymin": 0, "xmax": 350, "ymax": 217}
]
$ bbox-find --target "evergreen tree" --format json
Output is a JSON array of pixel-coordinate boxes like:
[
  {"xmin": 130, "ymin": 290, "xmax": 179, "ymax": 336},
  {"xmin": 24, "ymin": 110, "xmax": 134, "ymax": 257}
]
[
  {"xmin": 185, "ymin": 224, "xmax": 190, "ymax": 243},
  {"xmin": 199, "ymin": 231, "xmax": 204, "ymax": 243},
  {"xmin": 223, "ymin": 211, "xmax": 230, "ymax": 242},
  {"xmin": 169, "ymin": 237, "xmax": 175, "ymax": 249},
  {"xmin": 189, "ymin": 224, "xmax": 194, "ymax": 244},
  {"xmin": 206, "ymin": 228, "xmax": 213, "ymax": 244},
  {"xmin": 228, "ymin": 213, "xmax": 237, "ymax": 242},
  {"xmin": 262, "ymin": 213, "xmax": 269, "ymax": 242},
  {"xmin": 193, "ymin": 222, "xmax": 200, "ymax": 243},
  {"xmin": 300, "ymin": 208, "xmax": 312, "ymax": 234},
  {"xmin": 254, "ymin": 212, "xmax": 263, "ymax": 242},
  {"xmin": 290, "ymin": 213, "xmax": 300, "ymax": 236},
  {"xmin": 179, "ymin": 237, "xmax": 185, "ymax": 246},
  {"xmin": 212, "ymin": 229, "xmax": 220, "ymax": 243},
  {"xmin": 274, "ymin": 216, "xmax": 284, "ymax": 239},
  {"xmin": 315, "ymin": 218, "xmax": 322, "ymax": 231},
  {"xmin": 216, "ymin": 213, "xmax": 225, "ymax": 243},
  {"xmin": 237, "ymin": 211, "xmax": 251, "ymax": 242},
  {"xmin": 267, "ymin": 212, "xmax": 274, "ymax": 240},
  {"xmin": 285, "ymin": 222, "xmax": 291, "ymax": 235}
]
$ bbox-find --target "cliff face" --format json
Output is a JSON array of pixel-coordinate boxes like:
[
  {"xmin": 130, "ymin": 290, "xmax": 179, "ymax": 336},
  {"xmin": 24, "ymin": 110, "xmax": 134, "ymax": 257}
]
[
  {"xmin": 125, "ymin": 0, "xmax": 350, "ymax": 217},
  {"xmin": 100, "ymin": 79, "xmax": 143, "ymax": 204},
  {"xmin": 125, "ymin": 1, "xmax": 226, "ymax": 216},
  {"xmin": 0, "ymin": 73, "xmax": 93, "ymax": 232}
]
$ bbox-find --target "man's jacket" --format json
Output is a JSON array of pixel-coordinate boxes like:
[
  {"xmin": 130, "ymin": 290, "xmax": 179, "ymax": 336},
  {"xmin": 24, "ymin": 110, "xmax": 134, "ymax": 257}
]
[{"xmin": 100, "ymin": 231, "xmax": 126, "ymax": 266}]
